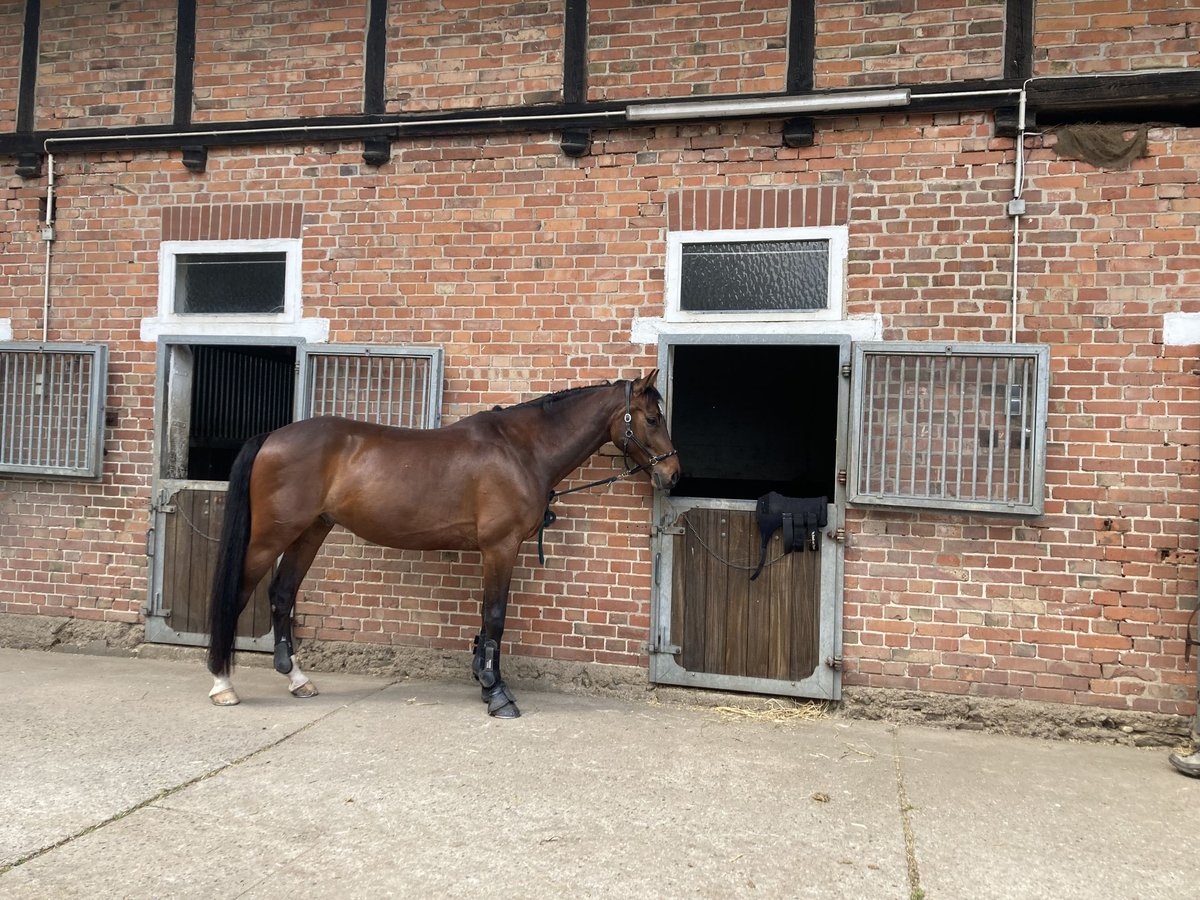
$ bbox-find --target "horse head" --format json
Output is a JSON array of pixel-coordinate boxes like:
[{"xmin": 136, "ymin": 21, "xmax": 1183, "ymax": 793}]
[{"xmin": 616, "ymin": 370, "xmax": 681, "ymax": 491}]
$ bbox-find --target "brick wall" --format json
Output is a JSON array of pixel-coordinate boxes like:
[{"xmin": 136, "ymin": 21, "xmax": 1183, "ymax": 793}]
[
  {"xmin": 35, "ymin": 0, "xmax": 176, "ymax": 129},
  {"xmin": 587, "ymin": 0, "xmax": 789, "ymax": 101},
  {"xmin": 0, "ymin": 5, "xmax": 24, "ymax": 134},
  {"xmin": 1035, "ymin": 0, "xmax": 1200, "ymax": 76},
  {"xmin": 193, "ymin": 0, "xmax": 367, "ymax": 121},
  {"xmin": 2, "ymin": 3, "xmax": 1199, "ymax": 719},
  {"xmin": 815, "ymin": 0, "xmax": 1006, "ymax": 90},
  {"xmin": 387, "ymin": 0, "xmax": 564, "ymax": 112}
]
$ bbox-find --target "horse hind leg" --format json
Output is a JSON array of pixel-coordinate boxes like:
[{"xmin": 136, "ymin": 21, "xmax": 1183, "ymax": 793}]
[
  {"xmin": 270, "ymin": 518, "xmax": 333, "ymax": 699},
  {"xmin": 210, "ymin": 548, "xmax": 281, "ymax": 707}
]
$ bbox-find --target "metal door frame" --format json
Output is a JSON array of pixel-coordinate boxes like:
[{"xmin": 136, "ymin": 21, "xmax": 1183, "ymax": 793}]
[
  {"xmin": 144, "ymin": 335, "xmax": 303, "ymax": 648},
  {"xmin": 649, "ymin": 332, "xmax": 850, "ymax": 700}
]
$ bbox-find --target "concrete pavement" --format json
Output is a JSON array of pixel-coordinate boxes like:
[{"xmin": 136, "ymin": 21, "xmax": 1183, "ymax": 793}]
[{"xmin": 1, "ymin": 647, "xmax": 1197, "ymax": 899}]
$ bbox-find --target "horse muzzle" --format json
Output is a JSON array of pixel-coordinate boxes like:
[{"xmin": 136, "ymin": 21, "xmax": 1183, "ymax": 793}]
[{"xmin": 652, "ymin": 456, "xmax": 681, "ymax": 491}]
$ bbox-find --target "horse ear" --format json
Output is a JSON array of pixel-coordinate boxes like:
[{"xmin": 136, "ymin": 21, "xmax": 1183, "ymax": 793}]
[{"xmin": 635, "ymin": 369, "xmax": 659, "ymax": 394}]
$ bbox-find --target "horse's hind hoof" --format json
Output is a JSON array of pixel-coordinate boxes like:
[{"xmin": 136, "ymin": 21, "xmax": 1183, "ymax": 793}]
[
  {"xmin": 290, "ymin": 681, "xmax": 319, "ymax": 699},
  {"xmin": 210, "ymin": 689, "xmax": 240, "ymax": 707}
]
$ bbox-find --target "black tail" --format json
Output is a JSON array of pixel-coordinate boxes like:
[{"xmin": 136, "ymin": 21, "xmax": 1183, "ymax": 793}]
[{"xmin": 207, "ymin": 433, "xmax": 271, "ymax": 677}]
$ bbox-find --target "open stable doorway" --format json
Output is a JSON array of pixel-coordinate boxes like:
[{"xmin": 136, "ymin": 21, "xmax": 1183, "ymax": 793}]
[{"xmin": 651, "ymin": 335, "xmax": 848, "ymax": 700}]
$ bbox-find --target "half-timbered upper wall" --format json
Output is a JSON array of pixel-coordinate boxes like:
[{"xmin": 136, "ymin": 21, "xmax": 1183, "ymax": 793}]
[
  {"xmin": 1033, "ymin": 0, "xmax": 1200, "ymax": 77},
  {"xmin": 0, "ymin": 6, "xmax": 22, "ymax": 135},
  {"xmin": 385, "ymin": 0, "xmax": 565, "ymax": 113},
  {"xmin": 192, "ymin": 0, "xmax": 367, "ymax": 121},
  {"xmin": 34, "ymin": 0, "xmax": 176, "ymax": 130},
  {"xmin": 814, "ymin": 0, "xmax": 1007, "ymax": 90},
  {"xmin": 586, "ymin": 0, "xmax": 789, "ymax": 102}
]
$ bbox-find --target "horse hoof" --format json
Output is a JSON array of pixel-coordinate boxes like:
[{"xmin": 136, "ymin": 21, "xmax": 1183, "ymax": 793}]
[
  {"xmin": 490, "ymin": 700, "xmax": 521, "ymax": 719},
  {"xmin": 483, "ymin": 681, "xmax": 520, "ymax": 718},
  {"xmin": 210, "ymin": 689, "xmax": 240, "ymax": 707},
  {"xmin": 290, "ymin": 681, "xmax": 319, "ymax": 699}
]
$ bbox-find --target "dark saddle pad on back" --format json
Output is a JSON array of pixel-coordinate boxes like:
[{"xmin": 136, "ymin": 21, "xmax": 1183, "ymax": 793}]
[{"xmin": 750, "ymin": 492, "xmax": 828, "ymax": 581}]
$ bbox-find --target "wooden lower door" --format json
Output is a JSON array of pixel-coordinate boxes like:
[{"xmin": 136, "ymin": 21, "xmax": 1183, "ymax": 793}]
[
  {"xmin": 650, "ymin": 496, "xmax": 842, "ymax": 700},
  {"xmin": 145, "ymin": 481, "xmax": 272, "ymax": 649}
]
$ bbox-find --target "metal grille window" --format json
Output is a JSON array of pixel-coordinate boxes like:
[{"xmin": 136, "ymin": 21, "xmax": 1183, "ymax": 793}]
[
  {"xmin": 298, "ymin": 345, "xmax": 443, "ymax": 429},
  {"xmin": 848, "ymin": 343, "xmax": 1050, "ymax": 515},
  {"xmin": 0, "ymin": 343, "xmax": 108, "ymax": 479}
]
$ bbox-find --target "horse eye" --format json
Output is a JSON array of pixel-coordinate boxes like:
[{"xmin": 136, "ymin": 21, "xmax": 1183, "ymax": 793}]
[{"xmin": 646, "ymin": 416, "xmax": 659, "ymax": 427}]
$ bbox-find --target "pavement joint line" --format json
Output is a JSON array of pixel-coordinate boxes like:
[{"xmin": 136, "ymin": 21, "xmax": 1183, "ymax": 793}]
[
  {"xmin": 893, "ymin": 727, "xmax": 925, "ymax": 900},
  {"xmin": 0, "ymin": 676, "xmax": 402, "ymax": 878}
]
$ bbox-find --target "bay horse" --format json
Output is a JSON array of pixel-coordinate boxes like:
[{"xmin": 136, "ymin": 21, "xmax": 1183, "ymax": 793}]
[{"xmin": 206, "ymin": 371, "xmax": 680, "ymax": 718}]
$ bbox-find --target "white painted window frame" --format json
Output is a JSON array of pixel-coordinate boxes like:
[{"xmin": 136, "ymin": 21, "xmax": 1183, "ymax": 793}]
[
  {"xmin": 156, "ymin": 238, "xmax": 304, "ymax": 327},
  {"xmin": 665, "ymin": 226, "xmax": 849, "ymax": 323}
]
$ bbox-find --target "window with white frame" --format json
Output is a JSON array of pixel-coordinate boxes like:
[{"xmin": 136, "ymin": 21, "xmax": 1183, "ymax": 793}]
[
  {"xmin": 158, "ymin": 239, "xmax": 302, "ymax": 326},
  {"xmin": 848, "ymin": 342, "xmax": 1050, "ymax": 516},
  {"xmin": 0, "ymin": 343, "xmax": 108, "ymax": 479},
  {"xmin": 666, "ymin": 227, "xmax": 848, "ymax": 321}
]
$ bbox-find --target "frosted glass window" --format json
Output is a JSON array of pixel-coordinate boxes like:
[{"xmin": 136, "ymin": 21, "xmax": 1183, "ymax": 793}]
[{"xmin": 679, "ymin": 240, "xmax": 829, "ymax": 313}]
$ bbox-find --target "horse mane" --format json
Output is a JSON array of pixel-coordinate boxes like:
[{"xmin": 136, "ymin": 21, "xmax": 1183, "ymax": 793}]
[
  {"xmin": 490, "ymin": 378, "xmax": 662, "ymax": 414},
  {"xmin": 492, "ymin": 381, "xmax": 614, "ymax": 413}
]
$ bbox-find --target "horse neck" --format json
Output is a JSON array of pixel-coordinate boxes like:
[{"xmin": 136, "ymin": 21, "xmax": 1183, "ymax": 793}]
[{"xmin": 515, "ymin": 384, "xmax": 624, "ymax": 489}]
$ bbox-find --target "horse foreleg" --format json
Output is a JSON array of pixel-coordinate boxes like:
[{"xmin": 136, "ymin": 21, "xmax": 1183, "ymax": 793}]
[
  {"xmin": 270, "ymin": 519, "xmax": 332, "ymax": 699},
  {"xmin": 472, "ymin": 544, "xmax": 521, "ymax": 718}
]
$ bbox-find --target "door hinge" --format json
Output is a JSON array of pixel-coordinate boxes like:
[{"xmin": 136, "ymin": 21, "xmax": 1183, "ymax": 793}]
[
  {"xmin": 655, "ymin": 524, "xmax": 686, "ymax": 537},
  {"xmin": 837, "ymin": 469, "xmax": 847, "ymax": 486},
  {"xmin": 825, "ymin": 655, "xmax": 843, "ymax": 670},
  {"xmin": 840, "ymin": 363, "xmax": 851, "ymax": 378},
  {"xmin": 830, "ymin": 527, "xmax": 846, "ymax": 543},
  {"xmin": 645, "ymin": 636, "xmax": 682, "ymax": 656}
]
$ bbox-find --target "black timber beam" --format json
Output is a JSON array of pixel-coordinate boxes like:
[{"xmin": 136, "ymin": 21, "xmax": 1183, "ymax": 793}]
[
  {"xmin": 786, "ymin": 0, "xmax": 815, "ymax": 94},
  {"xmin": 174, "ymin": 0, "xmax": 197, "ymax": 127},
  {"xmin": 1027, "ymin": 71, "xmax": 1200, "ymax": 127},
  {"xmin": 364, "ymin": 0, "xmax": 388, "ymax": 115}
]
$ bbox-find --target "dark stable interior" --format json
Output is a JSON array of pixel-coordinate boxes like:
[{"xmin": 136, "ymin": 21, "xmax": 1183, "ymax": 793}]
[
  {"xmin": 668, "ymin": 343, "xmax": 838, "ymax": 501},
  {"xmin": 186, "ymin": 344, "xmax": 296, "ymax": 481}
]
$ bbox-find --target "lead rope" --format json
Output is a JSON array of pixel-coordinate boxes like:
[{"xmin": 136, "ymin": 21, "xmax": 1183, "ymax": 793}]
[{"xmin": 537, "ymin": 381, "xmax": 677, "ymax": 565}]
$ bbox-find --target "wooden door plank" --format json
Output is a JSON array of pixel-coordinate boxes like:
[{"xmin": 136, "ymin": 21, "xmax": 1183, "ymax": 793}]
[
  {"xmin": 163, "ymin": 493, "xmax": 188, "ymax": 634},
  {"xmin": 766, "ymin": 533, "xmax": 792, "ymax": 681},
  {"xmin": 702, "ymin": 509, "xmax": 729, "ymax": 674},
  {"xmin": 670, "ymin": 529, "xmax": 685, "ymax": 659},
  {"xmin": 790, "ymin": 544, "xmax": 821, "ymax": 680},
  {"xmin": 723, "ymin": 510, "xmax": 751, "ymax": 677},
  {"xmin": 680, "ymin": 511, "xmax": 706, "ymax": 672},
  {"xmin": 744, "ymin": 527, "xmax": 773, "ymax": 680}
]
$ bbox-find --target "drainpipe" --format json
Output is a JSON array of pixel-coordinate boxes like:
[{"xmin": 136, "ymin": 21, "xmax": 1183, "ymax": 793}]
[
  {"xmin": 41, "ymin": 151, "xmax": 55, "ymax": 342},
  {"xmin": 1007, "ymin": 86, "xmax": 1029, "ymax": 343}
]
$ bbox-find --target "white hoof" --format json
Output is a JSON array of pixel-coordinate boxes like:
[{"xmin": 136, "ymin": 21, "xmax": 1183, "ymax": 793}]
[
  {"xmin": 209, "ymin": 673, "xmax": 239, "ymax": 706},
  {"xmin": 284, "ymin": 656, "xmax": 318, "ymax": 698},
  {"xmin": 290, "ymin": 681, "xmax": 319, "ymax": 699}
]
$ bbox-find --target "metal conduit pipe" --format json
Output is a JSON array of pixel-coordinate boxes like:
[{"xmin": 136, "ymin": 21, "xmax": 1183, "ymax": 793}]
[{"xmin": 41, "ymin": 151, "xmax": 54, "ymax": 343}]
